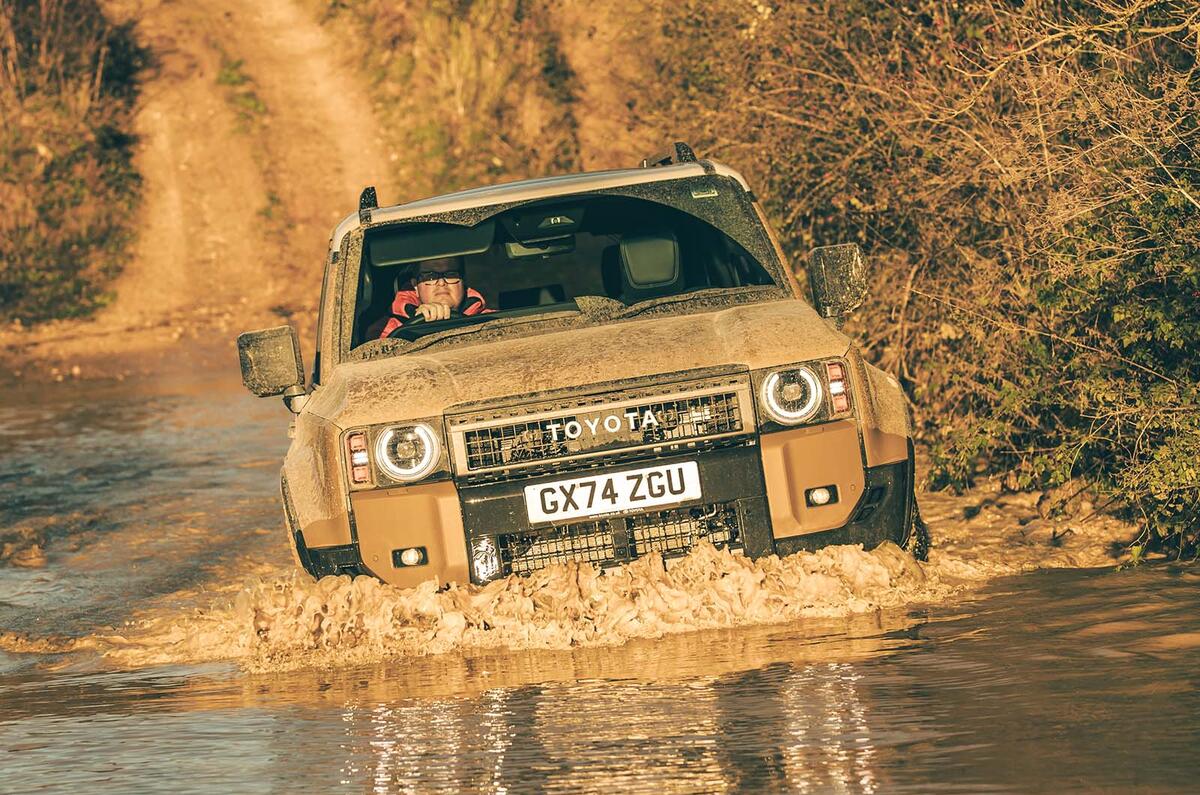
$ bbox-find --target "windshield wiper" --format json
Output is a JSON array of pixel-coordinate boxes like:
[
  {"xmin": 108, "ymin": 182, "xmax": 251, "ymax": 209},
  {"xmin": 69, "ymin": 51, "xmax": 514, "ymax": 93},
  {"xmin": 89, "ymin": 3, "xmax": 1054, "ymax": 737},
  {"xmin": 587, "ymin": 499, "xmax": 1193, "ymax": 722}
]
[
  {"xmin": 613, "ymin": 286, "xmax": 780, "ymax": 320},
  {"xmin": 394, "ymin": 321, "xmax": 496, "ymax": 355},
  {"xmin": 391, "ymin": 310, "xmax": 584, "ymax": 355}
]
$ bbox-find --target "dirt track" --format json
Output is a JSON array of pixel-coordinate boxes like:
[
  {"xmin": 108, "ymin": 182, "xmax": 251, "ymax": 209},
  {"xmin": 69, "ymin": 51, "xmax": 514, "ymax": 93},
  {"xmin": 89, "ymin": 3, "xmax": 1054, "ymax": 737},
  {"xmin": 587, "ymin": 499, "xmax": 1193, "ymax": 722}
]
[{"xmin": 1, "ymin": 0, "xmax": 391, "ymax": 379}]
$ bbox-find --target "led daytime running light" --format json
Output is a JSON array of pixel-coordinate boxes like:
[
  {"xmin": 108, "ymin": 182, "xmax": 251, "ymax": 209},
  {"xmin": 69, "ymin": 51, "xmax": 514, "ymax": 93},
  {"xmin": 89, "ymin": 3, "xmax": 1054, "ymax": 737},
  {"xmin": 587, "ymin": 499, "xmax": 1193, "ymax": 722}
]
[
  {"xmin": 375, "ymin": 424, "xmax": 439, "ymax": 482},
  {"xmin": 762, "ymin": 367, "xmax": 823, "ymax": 424}
]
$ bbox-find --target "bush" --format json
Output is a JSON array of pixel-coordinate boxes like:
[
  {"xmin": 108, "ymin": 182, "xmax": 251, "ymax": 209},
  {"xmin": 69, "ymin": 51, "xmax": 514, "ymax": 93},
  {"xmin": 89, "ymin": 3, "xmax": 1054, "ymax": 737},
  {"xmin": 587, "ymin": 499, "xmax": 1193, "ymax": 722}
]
[
  {"xmin": 315, "ymin": 0, "xmax": 583, "ymax": 199},
  {"xmin": 649, "ymin": 0, "xmax": 1199, "ymax": 555},
  {"xmin": 0, "ymin": 0, "xmax": 145, "ymax": 324}
]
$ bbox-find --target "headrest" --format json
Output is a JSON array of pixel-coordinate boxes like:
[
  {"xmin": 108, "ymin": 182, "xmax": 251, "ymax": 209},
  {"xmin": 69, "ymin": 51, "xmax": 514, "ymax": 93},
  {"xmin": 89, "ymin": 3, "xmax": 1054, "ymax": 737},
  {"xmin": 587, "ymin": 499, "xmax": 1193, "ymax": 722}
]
[
  {"xmin": 358, "ymin": 265, "xmax": 373, "ymax": 310},
  {"xmin": 619, "ymin": 230, "xmax": 680, "ymax": 289}
]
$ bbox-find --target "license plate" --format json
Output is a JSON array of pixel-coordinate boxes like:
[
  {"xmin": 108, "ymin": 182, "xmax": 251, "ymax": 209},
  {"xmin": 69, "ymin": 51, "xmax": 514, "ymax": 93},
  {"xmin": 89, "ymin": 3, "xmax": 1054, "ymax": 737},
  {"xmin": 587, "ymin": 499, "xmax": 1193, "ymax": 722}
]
[{"xmin": 524, "ymin": 461, "xmax": 702, "ymax": 524}]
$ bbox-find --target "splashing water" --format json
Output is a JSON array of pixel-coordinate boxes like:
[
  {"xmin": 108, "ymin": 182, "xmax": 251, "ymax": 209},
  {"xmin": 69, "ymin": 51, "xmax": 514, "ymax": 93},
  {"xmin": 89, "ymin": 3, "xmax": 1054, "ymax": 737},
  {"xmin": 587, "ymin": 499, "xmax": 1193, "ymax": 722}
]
[{"xmin": 95, "ymin": 487, "xmax": 1133, "ymax": 673}]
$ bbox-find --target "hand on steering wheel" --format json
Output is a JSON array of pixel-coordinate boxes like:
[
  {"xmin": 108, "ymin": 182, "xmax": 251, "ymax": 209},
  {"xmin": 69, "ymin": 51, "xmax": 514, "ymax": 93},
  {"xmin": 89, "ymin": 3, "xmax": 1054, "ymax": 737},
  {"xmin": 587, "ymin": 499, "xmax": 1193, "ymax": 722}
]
[
  {"xmin": 386, "ymin": 304, "xmax": 462, "ymax": 338},
  {"xmin": 412, "ymin": 303, "xmax": 459, "ymax": 323}
]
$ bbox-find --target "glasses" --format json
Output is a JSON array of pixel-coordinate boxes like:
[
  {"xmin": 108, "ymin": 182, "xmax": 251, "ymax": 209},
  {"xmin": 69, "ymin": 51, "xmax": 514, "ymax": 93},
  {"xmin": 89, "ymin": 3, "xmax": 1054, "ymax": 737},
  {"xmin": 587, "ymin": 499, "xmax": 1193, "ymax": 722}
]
[{"xmin": 416, "ymin": 270, "xmax": 462, "ymax": 285}]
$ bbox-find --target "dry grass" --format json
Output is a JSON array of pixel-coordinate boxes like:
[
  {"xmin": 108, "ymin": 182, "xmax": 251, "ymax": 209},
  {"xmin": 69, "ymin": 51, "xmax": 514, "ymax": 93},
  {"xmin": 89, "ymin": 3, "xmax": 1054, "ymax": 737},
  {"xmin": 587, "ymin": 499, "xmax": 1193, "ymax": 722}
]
[
  {"xmin": 0, "ymin": 0, "xmax": 144, "ymax": 324},
  {"xmin": 312, "ymin": 0, "xmax": 583, "ymax": 199}
]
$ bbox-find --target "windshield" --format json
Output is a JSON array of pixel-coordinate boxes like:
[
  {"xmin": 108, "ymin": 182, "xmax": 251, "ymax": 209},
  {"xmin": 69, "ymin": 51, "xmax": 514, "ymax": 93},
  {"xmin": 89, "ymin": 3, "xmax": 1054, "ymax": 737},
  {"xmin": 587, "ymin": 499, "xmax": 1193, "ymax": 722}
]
[{"xmin": 349, "ymin": 193, "xmax": 779, "ymax": 350}]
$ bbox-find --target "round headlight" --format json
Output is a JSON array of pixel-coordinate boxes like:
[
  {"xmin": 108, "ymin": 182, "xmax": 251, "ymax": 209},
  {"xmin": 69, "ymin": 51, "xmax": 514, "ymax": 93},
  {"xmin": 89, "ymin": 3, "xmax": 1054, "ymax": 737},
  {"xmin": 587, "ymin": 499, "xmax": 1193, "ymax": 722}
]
[
  {"xmin": 374, "ymin": 424, "xmax": 440, "ymax": 482},
  {"xmin": 761, "ymin": 367, "xmax": 823, "ymax": 424}
]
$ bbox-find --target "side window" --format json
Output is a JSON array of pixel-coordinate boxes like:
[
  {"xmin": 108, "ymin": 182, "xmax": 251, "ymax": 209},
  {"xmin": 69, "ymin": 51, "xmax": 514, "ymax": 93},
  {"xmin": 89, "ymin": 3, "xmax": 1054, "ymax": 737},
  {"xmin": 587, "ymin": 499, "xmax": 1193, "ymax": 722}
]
[
  {"xmin": 313, "ymin": 234, "xmax": 351, "ymax": 384},
  {"xmin": 312, "ymin": 259, "xmax": 330, "ymax": 385}
]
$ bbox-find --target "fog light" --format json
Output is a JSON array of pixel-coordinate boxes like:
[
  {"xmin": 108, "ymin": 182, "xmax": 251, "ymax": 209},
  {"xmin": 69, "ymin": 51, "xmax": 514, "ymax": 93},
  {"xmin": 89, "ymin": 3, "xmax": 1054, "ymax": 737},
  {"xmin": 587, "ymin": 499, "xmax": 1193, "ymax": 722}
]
[
  {"xmin": 393, "ymin": 546, "xmax": 427, "ymax": 567},
  {"xmin": 806, "ymin": 485, "xmax": 838, "ymax": 507}
]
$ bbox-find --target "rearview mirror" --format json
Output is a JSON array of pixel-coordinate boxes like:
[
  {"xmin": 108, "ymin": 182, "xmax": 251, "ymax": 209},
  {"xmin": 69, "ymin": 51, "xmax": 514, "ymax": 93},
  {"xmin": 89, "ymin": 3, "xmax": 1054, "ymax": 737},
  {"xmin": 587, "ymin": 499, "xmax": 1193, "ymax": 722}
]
[
  {"xmin": 236, "ymin": 326, "xmax": 305, "ymax": 408},
  {"xmin": 806, "ymin": 243, "xmax": 869, "ymax": 328}
]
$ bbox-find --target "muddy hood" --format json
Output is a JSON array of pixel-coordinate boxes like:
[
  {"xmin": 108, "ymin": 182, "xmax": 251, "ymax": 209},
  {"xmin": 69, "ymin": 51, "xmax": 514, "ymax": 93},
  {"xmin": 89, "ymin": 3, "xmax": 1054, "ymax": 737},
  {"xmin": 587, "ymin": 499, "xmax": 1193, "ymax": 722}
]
[{"xmin": 307, "ymin": 299, "xmax": 850, "ymax": 428}]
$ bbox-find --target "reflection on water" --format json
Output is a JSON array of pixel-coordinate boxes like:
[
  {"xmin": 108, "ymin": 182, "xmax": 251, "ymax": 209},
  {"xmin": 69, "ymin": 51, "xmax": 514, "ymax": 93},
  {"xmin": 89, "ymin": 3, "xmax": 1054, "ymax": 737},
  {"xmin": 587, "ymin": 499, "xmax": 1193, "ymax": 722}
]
[
  {"xmin": 339, "ymin": 663, "xmax": 883, "ymax": 795},
  {"xmin": 1, "ymin": 370, "xmax": 1198, "ymax": 792},
  {"xmin": 2, "ymin": 564, "xmax": 1199, "ymax": 792},
  {"xmin": 0, "ymin": 371, "xmax": 290, "ymax": 636},
  {"xmin": 307, "ymin": 567, "xmax": 1200, "ymax": 795},
  {"xmin": 781, "ymin": 665, "xmax": 879, "ymax": 794}
]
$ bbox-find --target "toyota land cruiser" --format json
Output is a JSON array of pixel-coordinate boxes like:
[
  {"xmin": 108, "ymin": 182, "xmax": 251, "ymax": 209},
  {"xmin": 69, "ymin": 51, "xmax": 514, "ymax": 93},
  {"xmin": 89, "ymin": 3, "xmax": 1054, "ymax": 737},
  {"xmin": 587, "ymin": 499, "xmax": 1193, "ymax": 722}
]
[{"xmin": 237, "ymin": 143, "xmax": 929, "ymax": 589}]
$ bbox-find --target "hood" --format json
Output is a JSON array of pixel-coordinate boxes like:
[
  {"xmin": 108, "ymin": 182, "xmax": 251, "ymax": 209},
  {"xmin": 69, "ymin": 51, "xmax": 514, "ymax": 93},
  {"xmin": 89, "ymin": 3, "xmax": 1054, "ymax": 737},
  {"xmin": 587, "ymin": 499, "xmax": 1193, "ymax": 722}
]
[{"xmin": 306, "ymin": 298, "xmax": 850, "ymax": 428}]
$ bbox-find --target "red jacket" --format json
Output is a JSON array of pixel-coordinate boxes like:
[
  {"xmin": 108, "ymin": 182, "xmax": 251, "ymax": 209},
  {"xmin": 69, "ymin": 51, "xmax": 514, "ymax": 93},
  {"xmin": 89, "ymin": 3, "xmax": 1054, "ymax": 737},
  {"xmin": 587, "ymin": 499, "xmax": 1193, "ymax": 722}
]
[{"xmin": 376, "ymin": 287, "xmax": 492, "ymax": 339}]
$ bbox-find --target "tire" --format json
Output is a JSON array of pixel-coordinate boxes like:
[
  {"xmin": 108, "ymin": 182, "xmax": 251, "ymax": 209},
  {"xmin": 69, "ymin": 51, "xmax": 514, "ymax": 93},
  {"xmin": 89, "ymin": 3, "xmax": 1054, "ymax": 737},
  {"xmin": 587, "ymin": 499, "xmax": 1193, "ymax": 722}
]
[{"xmin": 903, "ymin": 498, "xmax": 931, "ymax": 561}]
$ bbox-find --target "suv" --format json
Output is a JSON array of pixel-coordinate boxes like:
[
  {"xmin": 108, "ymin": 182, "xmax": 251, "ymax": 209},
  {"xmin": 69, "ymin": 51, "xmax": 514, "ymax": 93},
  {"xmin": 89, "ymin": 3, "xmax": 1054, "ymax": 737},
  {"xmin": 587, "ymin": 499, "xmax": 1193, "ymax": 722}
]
[{"xmin": 237, "ymin": 143, "xmax": 928, "ymax": 589}]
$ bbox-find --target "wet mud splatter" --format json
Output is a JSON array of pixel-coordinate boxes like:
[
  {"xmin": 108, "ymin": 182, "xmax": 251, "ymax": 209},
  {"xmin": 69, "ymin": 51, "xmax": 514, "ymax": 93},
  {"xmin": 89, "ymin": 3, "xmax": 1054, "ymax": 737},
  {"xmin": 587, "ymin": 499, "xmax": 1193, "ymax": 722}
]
[{"xmin": 97, "ymin": 485, "xmax": 1133, "ymax": 673}]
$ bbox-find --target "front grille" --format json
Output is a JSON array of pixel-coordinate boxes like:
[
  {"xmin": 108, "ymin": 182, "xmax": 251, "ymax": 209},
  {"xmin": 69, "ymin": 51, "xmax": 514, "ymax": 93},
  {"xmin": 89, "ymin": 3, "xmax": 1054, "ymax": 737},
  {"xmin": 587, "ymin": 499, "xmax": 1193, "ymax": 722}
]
[
  {"xmin": 464, "ymin": 419, "xmax": 570, "ymax": 471},
  {"xmin": 502, "ymin": 520, "xmax": 618, "ymax": 575},
  {"xmin": 483, "ymin": 501, "xmax": 742, "ymax": 580},
  {"xmin": 450, "ymin": 374, "xmax": 755, "ymax": 478},
  {"xmin": 463, "ymin": 392, "xmax": 742, "ymax": 471},
  {"xmin": 629, "ymin": 504, "xmax": 739, "ymax": 555}
]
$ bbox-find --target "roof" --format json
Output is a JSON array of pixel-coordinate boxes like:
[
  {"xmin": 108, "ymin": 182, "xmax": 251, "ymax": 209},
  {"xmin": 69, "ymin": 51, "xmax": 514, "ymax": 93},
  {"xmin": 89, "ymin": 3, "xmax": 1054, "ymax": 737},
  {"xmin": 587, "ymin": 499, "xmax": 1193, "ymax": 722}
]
[{"xmin": 327, "ymin": 160, "xmax": 752, "ymax": 254}]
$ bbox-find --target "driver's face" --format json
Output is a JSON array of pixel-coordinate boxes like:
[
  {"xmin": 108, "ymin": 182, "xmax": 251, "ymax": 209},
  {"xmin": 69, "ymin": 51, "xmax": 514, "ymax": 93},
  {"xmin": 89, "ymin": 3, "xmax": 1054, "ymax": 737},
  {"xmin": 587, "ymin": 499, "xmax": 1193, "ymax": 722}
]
[{"xmin": 415, "ymin": 257, "xmax": 466, "ymax": 307}]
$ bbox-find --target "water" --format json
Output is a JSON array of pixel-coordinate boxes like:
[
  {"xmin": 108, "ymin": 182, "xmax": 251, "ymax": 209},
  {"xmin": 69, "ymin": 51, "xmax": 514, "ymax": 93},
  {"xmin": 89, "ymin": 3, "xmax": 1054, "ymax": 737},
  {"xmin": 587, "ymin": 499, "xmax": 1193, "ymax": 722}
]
[{"xmin": 1, "ymin": 368, "xmax": 1197, "ymax": 793}]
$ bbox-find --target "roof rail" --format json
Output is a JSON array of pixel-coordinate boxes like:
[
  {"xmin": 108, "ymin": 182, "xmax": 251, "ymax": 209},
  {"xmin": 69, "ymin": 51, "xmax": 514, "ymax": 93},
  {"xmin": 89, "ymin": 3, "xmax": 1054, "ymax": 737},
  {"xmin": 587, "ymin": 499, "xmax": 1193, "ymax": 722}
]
[
  {"xmin": 640, "ymin": 141, "xmax": 698, "ymax": 169},
  {"xmin": 358, "ymin": 186, "xmax": 378, "ymax": 224}
]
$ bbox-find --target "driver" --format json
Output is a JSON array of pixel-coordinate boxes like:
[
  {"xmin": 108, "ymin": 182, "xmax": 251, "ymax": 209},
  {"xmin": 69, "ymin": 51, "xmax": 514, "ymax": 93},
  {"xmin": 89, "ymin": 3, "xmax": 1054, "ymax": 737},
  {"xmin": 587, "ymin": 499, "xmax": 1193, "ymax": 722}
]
[{"xmin": 377, "ymin": 255, "xmax": 491, "ymax": 338}]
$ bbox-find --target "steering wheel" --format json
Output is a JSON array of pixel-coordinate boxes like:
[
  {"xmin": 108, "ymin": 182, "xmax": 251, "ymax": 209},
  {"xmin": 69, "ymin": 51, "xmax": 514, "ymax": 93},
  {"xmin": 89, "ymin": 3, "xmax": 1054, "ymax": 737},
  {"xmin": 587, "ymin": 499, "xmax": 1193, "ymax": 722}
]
[{"xmin": 386, "ymin": 307, "xmax": 463, "ymax": 341}]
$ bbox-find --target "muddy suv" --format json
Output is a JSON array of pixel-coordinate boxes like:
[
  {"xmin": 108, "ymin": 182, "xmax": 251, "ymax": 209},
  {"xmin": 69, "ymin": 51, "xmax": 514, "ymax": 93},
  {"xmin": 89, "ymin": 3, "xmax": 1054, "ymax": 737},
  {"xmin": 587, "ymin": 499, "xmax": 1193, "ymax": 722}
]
[{"xmin": 237, "ymin": 143, "xmax": 928, "ymax": 589}]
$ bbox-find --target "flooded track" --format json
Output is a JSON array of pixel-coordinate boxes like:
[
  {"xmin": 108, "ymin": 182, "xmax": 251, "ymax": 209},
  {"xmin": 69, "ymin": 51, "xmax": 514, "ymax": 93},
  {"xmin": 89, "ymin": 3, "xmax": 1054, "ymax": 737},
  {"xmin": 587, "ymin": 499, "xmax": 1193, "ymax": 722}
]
[
  {"xmin": 2, "ymin": 366, "xmax": 1198, "ymax": 793},
  {"xmin": 0, "ymin": 369, "xmax": 290, "ymax": 643}
]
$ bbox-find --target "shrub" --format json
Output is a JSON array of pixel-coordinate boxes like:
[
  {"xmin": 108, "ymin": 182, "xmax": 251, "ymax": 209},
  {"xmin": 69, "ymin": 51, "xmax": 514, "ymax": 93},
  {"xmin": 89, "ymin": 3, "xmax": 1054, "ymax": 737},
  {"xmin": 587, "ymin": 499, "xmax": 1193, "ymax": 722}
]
[
  {"xmin": 648, "ymin": 0, "xmax": 1199, "ymax": 555},
  {"xmin": 0, "ymin": 0, "xmax": 144, "ymax": 324},
  {"xmin": 315, "ymin": 0, "xmax": 582, "ymax": 199}
]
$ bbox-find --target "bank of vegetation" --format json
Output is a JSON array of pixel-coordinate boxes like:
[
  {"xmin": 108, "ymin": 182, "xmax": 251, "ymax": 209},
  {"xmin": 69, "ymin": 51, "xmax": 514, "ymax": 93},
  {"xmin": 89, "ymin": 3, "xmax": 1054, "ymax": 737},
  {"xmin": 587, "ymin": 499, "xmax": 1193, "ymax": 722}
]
[
  {"xmin": 0, "ymin": 0, "xmax": 144, "ymax": 325},
  {"xmin": 324, "ymin": 0, "xmax": 1197, "ymax": 556},
  {"xmin": 312, "ymin": 0, "xmax": 582, "ymax": 200}
]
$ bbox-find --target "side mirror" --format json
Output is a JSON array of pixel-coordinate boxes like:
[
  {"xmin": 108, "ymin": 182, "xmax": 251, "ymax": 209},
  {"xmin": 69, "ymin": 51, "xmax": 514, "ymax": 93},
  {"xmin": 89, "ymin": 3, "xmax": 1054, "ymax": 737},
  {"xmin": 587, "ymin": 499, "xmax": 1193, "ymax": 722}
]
[
  {"xmin": 236, "ymin": 326, "xmax": 306, "ymax": 411},
  {"xmin": 806, "ymin": 243, "xmax": 869, "ymax": 329}
]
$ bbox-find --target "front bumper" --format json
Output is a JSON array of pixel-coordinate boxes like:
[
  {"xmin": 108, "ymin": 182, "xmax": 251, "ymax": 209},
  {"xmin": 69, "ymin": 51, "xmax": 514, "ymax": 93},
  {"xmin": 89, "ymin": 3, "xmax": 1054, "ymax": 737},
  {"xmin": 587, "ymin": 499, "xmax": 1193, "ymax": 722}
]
[
  {"xmin": 288, "ymin": 419, "xmax": 914, "ymax": 587},
  {"xmin": 458, "ymin": 443, "xmax": 775, "ymax": 584}
]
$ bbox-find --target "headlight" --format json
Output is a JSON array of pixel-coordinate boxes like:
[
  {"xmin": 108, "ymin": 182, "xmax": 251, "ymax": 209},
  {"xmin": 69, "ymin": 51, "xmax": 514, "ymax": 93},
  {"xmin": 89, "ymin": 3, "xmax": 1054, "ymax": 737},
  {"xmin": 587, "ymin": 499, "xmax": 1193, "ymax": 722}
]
[
  {"xmin": 374, "ymin": 423, "xmax": 440, "ymax": 482},
  {"xmin": 761, "ymin": 366, "xmax": 823, "ymax": 424}
]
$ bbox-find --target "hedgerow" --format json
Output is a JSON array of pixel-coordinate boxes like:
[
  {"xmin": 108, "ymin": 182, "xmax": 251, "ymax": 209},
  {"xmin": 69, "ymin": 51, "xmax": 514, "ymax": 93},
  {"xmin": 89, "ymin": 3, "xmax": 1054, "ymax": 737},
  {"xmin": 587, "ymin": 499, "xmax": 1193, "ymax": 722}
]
[{"xmin": 650, "ymin": 0, "xmax": 1199, "ymax": 555}]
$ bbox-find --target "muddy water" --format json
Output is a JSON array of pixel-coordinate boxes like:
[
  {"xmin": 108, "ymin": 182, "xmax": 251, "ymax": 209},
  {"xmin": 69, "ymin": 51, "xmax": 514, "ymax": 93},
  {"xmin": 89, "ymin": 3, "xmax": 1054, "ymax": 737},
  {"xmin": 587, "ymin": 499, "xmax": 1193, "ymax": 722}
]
[{"xmin": 2, "ymin": 369, "xmax": 1198, "ymax": 793}]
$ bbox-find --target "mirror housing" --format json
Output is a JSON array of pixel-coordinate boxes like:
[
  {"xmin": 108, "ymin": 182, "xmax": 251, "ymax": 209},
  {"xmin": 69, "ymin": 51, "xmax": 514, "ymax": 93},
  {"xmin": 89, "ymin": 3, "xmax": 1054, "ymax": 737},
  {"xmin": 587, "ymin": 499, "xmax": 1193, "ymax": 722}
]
[
  {"xmin": 806, "ymin": 243, "xmax": 869, "ymax": 329},
  {"xmin": 237, "ymin": 326, "xmax": 306, "ymax": 410}
]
